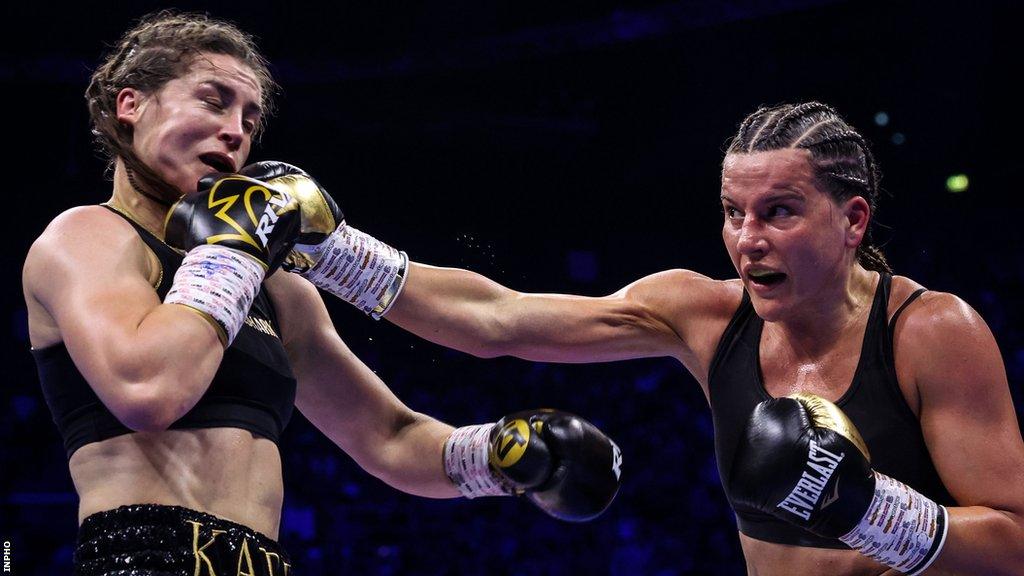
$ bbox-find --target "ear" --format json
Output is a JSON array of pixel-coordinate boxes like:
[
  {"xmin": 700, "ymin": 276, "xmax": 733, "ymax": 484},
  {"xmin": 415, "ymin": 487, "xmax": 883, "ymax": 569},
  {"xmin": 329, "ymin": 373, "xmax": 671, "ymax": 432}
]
[
  {"xmin": 115, "ymin": 87, "xmax": 144, "ymax": 126},
  {"xmin": 843, "ymin": 196, "xmax": 871, "ymax": 248}
]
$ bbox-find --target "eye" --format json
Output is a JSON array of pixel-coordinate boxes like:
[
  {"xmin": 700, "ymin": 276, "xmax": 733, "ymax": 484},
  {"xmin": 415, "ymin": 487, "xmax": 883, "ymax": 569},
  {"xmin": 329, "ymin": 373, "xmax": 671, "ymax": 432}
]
[
  {"xmin": 205, "ymin": 99, "xmax": 224, "ymax": 111},
  {"xmin": 767, "ymin": 205, "xmax": 793, "ymax": 218},
  {"xmin": 723, "ymin": 205, "xmax": 742, "ymax": 220},
  {"xmin": 242, "ymin": 119, "xmax": 256, "ymax": 134}
]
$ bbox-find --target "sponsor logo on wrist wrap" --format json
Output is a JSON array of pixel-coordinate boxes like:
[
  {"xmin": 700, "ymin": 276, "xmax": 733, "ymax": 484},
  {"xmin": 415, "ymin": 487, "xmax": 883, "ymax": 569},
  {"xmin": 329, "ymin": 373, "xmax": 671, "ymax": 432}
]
[
  {"xmin": 165, "ymin": 245, "xmax": 264, "ymax": 346},
  {"xmin": 301, "ymin": 225, "xmax": 408, "ymax": 319},
  {"xmin": 443, "ymin": 424, "xmax": 511, "ymax": 499},
  {"xmin": 839, "ymin": 472, "xmax": 948, "ymax": 576}
]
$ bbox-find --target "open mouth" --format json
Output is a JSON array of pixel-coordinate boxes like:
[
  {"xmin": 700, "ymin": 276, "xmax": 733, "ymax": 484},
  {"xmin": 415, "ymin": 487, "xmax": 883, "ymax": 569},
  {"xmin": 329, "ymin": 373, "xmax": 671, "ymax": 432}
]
[
  {"xmin": 199, "ymin": 153, "xmax": 235, "ymax": 173},
  {"xmin": 748, "ymin": 269, "xmax": 787, "ymax": 287}
]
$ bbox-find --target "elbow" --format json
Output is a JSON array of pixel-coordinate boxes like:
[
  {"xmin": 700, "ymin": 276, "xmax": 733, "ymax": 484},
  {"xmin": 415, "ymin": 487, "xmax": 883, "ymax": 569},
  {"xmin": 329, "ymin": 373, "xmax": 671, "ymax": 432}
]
[
  {"xmin": 112, "ymin": 380, "xmax": 188, "ymax": 432},
  {"xmin": 473, "ymin": 330, "xmax": 521, "ymax": 359},
  {"xmin": 354, "ymin": 411, "xmax": 435, "ymax": 493},
  {"xmin": 471, "ymin": 338, "xmax": 508, "ymax": 359},
  {"xmin": 117, "ymin": 405, "xmax": 174, "ymax": 433},
  {"xmin": 361, "ymin": 456, "xmax": 403, "ymax": 489},
  {"xmin": 470, "ymin": 296, "xmax": 523, "ymax": 359},
  {"xmin": 1009, "ymin": 512, "xmax": 1024, "ymax": 570},
  {"xmin": 104, "ymin": 353, "xmax": 214, "ymax": 432}
]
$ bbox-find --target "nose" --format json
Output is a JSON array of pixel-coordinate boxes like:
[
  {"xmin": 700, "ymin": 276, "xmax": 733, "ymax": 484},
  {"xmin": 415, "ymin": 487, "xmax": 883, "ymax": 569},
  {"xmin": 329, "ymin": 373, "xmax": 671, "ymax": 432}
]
[
  {"xmin": 218, "ymin": 109, "xmax": 245, "ymax": 151},
  {"xmin": 736, "ymin": 216, "xmax": 768, "ymax": 257}
]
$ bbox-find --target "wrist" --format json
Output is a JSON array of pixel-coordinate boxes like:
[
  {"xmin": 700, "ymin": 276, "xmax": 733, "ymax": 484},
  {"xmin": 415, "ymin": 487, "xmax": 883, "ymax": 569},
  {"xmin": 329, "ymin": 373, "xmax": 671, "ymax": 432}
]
[
  {"xmin": 164, "ymin": 244, "xmax": 265, "ymax": 346},
  {"xmin": 298, "ymin": 224, "xmax": 408, "ymax": 319},
  {"xmin": 443, "ymin": 424, "xmax": 511, "ymax": 499},
  {"xmin": 839, "ymin": 471, "xmax": 948, "ymax": 575}
]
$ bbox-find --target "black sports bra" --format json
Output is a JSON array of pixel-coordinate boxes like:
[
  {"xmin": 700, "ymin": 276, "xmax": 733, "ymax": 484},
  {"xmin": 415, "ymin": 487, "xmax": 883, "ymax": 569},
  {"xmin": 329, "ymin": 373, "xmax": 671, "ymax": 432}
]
[{"xmin": 33, "ymin": 205, "xmax": 297, "ymax": 458}]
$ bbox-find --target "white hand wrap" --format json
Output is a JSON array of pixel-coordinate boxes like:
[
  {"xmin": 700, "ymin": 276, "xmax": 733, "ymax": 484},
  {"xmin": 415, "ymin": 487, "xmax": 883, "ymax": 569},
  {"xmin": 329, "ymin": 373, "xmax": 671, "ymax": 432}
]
[
  {"xmin": 443, "ymin": 424, "xmax": 510, "ymax": 499},
  {"xmin": 839, "ymin": 471, "xmax": 949, "ymax": 576},
  {"xmin": 165, "ymin": 244, "xmax": 265, "ymax": 346},
  {"xmin": 300, "ymin": 224, "xmax": 408, "ymax": 319}
]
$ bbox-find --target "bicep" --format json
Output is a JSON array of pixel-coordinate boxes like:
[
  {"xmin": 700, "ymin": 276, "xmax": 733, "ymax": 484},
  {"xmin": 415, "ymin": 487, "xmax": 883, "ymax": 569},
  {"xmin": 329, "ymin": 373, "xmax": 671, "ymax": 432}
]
[{"xmin": 29, "ymin": 216, "xmax": 154, "ymax": 373}]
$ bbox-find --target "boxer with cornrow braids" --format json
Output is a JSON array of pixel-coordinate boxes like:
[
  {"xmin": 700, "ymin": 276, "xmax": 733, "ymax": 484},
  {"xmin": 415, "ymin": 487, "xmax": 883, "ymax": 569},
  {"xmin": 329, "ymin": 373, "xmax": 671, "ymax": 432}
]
[
  {"xmin": 279, "ymin": 101, "xmax": 1024, "ymax": 574},
  {"xmin": 727, "ymin": 102, "xmax": 891, "ymax": 275}
]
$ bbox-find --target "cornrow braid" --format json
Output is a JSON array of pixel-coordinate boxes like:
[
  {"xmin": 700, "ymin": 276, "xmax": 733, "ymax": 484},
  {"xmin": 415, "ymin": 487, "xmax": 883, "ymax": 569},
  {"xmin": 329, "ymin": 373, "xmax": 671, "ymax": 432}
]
[
  {"xmin": 727, "ymin": 102, "xmax": 891, "ymax": 274},
  {"xmin": 766, "ymin": 101, "xmax": 834, "ymax": 143},
  {"xmin": 798, "ymin": 129, "xmax": 862, "ymax": 151},
  {"xmin": 821, "ymin": 171, "xmax": 871, "ymax": 188},
  {"xmin": 735, "ymin": 107, "xmax": 769, "ymax": 146},
  {"xmin": 744, "ymin": 108, "xmax": 782, "ymax": 153}
]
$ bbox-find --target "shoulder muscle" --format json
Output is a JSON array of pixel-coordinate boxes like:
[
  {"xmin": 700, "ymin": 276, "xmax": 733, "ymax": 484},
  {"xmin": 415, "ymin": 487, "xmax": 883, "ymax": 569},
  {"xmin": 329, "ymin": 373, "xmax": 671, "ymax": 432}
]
[
  {"xmin": 24, "ymin": 206, "xmax": 155, "ymax": 346},
  {"xmin": 619, "ymin": 269, "xmax": 743, "ymax": 381}
]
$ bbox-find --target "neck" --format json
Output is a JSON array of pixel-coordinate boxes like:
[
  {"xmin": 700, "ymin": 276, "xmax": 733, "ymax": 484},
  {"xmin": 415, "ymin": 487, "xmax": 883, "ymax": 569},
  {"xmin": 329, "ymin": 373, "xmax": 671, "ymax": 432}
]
[
  {"xmin": 108, "ymin": 159, "xmax": 172, "ymax": 240},
  {"xmin": 767, "ymin": 265, "xmax": 878, "ymax": 359}
]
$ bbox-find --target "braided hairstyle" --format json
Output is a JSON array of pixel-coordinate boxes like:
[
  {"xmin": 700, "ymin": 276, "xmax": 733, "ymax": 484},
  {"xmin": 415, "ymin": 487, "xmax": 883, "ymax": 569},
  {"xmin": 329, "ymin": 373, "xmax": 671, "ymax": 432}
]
[
  {"xmin": 726, "ymin": 102, "xmax": 891, "ymax": 274},
  {"xmin": 85, "ymin": 10, "xmax": 278, "ymax": 203}
]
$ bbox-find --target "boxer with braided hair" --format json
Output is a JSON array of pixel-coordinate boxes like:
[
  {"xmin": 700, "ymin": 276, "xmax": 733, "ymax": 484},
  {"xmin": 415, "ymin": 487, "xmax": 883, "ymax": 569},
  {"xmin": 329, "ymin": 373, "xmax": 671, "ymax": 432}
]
[
  {"xmin": 283, "ymin": 102, "xmax": 1024, "ymax": 574},
  {"xmin": 729, "ymin": 102, "xmax": 891, "ymax": 275}
]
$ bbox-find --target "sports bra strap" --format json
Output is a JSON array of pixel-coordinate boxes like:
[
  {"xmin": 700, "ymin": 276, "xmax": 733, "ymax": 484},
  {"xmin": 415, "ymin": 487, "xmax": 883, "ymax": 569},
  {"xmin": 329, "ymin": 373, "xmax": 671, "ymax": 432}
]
[{"xmin": 888, "ymin": 288, "xmax": 927, "ymax": 331}]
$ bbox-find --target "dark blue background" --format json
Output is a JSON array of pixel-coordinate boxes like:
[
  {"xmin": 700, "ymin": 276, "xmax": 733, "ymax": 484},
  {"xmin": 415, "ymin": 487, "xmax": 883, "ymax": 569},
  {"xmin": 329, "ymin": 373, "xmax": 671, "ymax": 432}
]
[{"xmin": 2, "ymin": 1, "xmax": 1019, "ymax": 574}]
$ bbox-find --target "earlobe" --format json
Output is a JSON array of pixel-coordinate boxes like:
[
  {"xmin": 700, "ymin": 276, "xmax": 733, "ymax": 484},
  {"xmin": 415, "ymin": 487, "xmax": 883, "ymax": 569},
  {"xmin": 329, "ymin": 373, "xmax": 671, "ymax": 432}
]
[
  {"xmin": 845, "ymin": 196, "xmax": 871, "ymax": 247},
  {"xmin": 115, "ymin": 88, "xmax": 141, "ymax": 125}
]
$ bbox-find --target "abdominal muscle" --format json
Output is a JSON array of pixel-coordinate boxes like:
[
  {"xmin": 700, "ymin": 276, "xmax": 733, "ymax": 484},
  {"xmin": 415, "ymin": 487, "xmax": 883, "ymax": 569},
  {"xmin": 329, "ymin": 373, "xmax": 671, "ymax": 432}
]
[
  {"xmin": 739, "ymin": 532, "xmax": 894, "ymax": 576},
  {"xmin": 69, "ymin": 427, "xmax": 284, "ymax": 539}
]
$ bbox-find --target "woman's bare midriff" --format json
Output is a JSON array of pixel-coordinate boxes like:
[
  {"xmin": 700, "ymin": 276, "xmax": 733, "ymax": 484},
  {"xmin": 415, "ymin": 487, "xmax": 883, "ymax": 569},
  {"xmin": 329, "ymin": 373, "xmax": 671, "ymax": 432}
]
[
  {"xmin": 69, "ymin": 427, "xmax": 284, "ymax": 539},
  {"xmin": 739, "ymin": 532, "xmax": 894, "ymax": 576}
]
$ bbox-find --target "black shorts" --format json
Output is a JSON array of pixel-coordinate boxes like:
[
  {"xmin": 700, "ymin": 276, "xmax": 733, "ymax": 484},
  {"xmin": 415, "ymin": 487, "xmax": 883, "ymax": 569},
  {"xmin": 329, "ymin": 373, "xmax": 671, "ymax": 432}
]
[{"xmin": 74, "ymin": 503, "xmax": 292, "ymax": 575}]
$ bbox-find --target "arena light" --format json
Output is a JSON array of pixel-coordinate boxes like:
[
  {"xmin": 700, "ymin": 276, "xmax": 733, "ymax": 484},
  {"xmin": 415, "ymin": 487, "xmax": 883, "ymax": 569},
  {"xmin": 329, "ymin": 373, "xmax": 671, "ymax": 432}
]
[
  {"xmin": 946, "ymin": 174, "xmax": 969, "ymax": 193},
  {"xmin": 874, "ymin": 111, "xmax": 889, "ymax": 127}
]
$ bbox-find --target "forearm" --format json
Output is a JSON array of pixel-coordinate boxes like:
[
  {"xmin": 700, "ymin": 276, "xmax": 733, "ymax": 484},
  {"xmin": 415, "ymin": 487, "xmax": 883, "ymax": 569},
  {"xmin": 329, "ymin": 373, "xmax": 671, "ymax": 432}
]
[
  {"xmin": 385, "ymin": 262, "xmax": 517, "ymax": 357},
  {"xmin": 388, "ymin": 263, "xmax": 663, "ymax": 362},
  {"xmin": 291, "ymin": 327, "xmax": 461, "ymax": 499},
  {"xmin": 364, "ymin": 411, "xmax": 461, "ymax": 499},
  {"xmin": 928, "ymin": 507, "xmax": 1024, "ymax": 575},
  {"xmin": 235, "ymin": 167, "xmax": 506, "ymax": 351}
]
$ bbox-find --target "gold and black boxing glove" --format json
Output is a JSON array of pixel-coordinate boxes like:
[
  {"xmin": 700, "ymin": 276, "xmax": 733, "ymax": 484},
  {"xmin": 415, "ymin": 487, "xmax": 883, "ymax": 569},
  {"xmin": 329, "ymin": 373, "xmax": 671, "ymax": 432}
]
[
  {"xmin": 239, "ymin": 161, "xmax": 408, "ymax": 319},
  {"xmin": 729, "ymin": 394, "xmax": 948, "ymax": 575},
  {"xmin": 165, "ymin": 172, "xmax": 301, "ymax": 272},
  {"xmin": 162, "ymin": 173, "xmax": 300, "ymax": 346},
  {"xmin": 444, "ymin": 409, "xmax": 623, "ymax": 522},
  {"xmin": 238, "ymin": 161, "xmax": 343, "ymax": 273}
]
